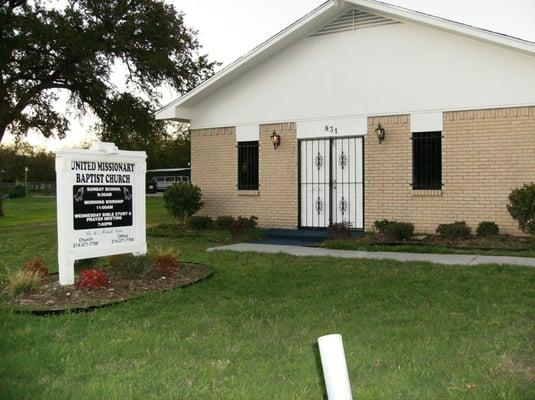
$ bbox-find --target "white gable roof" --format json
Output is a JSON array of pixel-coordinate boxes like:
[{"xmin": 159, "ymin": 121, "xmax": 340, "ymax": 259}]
[{"xmin": 156, "ymin": 0, "xmax": 535, "ymax": 121}]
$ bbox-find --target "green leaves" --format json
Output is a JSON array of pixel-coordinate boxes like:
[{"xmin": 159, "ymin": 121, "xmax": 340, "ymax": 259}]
[
  {"xmin": 95, "ymin": 93, "xmax": 164, "ymax": 148},
  {"xmin": 163, "ymin": 183, "xmax": 203, "ymax": 222},
  {"xmin": 0, "ymin": 0, "xmax": 217, "ymax": 142},
  {"xmin": 507, "ymin": 184, "xmax": 535, "ymax": 235}
]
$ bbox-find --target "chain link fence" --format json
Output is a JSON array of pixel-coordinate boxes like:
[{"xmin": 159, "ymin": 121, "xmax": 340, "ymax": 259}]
[{"xmin": 1, "ymin": 181, "xmax": 56, "ymax": 197}]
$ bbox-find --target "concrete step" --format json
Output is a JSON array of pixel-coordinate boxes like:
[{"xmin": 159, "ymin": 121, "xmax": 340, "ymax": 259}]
[{"xmin": 261, "ymin": 229, "xmax": 364, "ymax": 244}]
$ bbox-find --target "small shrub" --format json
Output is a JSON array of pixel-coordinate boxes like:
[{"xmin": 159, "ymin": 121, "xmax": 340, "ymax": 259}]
[
  {"xmin": 163, "ymin": 183, "xmax": 204, "ymax": 223},
  {"xmin": 188, "ymin": 216, "xmax": 213, "ymax": 230},
  {"xmin": 153, "ymin": 249, "xmax": 180, "ymax": 277},
  {"xmin": 5, "ymin": 270, "xmax": 40, "ymax": 297},
  {"xmin": 23, "ymin": 256, "xmax": 48, "ymax": 278},
  {"xmin": 328, "ymin": 222, "xmax": 352, "ymax": 240},
  {"xmin": 383, "ymin": 221, "xmax": 414, "ymax": 241},
  {"xmin": 476, "ymin": 221, "xmax": 500, "ymax": 237},
  {"xmin": 215, "ymin": 216, "xmax": 235, "ymax": 230},
  {"xmin": 507, "ymin": 184, "xmax": 535, "ymax": 235},
  {"xmin": 436, "ymin": 221, "xmax": 471, "ymax": 239},
  {"xmin": 8, "ymin": 184, "xmax": 26, "ymax": 199},
  {"xmin": 77, "ymin": 268, "xmax": 109, "ymax": 288},
  {"xmin": 230, "ymin": 216, "xmax": 258, "ymax": 233},
  {"xmin": 108, "ymin": 254, "xmax": 154, "ymax": 277},
  {"xmin": 373, "ymin": 219, "xmax": 392, "ymax": 234}
]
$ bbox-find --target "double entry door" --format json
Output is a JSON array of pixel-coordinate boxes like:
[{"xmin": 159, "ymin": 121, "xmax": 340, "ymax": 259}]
[{"xmin": 299, "ymin": 137, "xmax": 364, "ymax": 229}]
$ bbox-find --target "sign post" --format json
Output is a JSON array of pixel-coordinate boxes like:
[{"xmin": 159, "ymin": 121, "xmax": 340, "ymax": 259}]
[
  {"xmin": 318, "ymin": 334, "xmax": 353, "ymax": 400},
  {"xmin": 55, "ymin": 142, "xmax": 147, "ymax": 285}
]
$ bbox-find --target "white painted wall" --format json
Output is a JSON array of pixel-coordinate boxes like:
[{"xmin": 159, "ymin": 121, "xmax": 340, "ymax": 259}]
[
  {"xmin": 185, "ymin": 22, "xmax": 535, "ymax": 130},
  {"xmin": 297, "ymin": 116, "xmax": 368, "ymax": 138},
  {"xmin": 410, "ymin": 112, "xmax": 443, "ymax": 132},
  {"xmin": 236, "ymin": 125, "xmax": 259, "ymax": 141}
]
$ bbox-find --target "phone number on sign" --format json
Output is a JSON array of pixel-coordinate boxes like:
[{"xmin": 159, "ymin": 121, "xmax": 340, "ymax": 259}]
[
  {"xmin": 112, "ymin": 234, "xmax": 134, "ymax": 244},
  {"xmin": 73, "ymin": 237, "xmax": 99, "ymax": 248}
]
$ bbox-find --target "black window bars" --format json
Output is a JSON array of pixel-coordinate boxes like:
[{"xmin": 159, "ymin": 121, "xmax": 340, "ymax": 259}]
[
  {"xmin": 237, "ymin": 141, "xmax": 259, "ymax": 190},
  {"xmin": 412, "ymin": 131, "xmax": 442, "ymax": 190}
]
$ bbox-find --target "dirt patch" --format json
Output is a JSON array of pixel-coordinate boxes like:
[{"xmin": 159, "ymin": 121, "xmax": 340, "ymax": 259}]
[
  {"xmin": 3, "ymin": 262, "xmax": 212, "ymax": 314},
  {"xmin": 493, "ymin": 355, "xmax": 535, "ymax": 382},
  {"xmin": 408, "ymin": 234, "xmax": 533, "ymax": 251}
]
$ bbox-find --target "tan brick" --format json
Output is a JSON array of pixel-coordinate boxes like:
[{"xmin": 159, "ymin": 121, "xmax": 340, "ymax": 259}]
[
  {"xmin": 191, "ymin": 123, "xmax": 298, "ymax": 229},
  {"xmin": 365, "ymin": 106, "xmax": 535, "ymax": 235},
  {"xmin": 192, "ymin": 106, "xmax": 534, "ymax": 235}
]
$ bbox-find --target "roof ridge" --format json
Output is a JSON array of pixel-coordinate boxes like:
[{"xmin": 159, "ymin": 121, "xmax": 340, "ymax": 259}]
[{"xmin": 360, "ymin": 0, "xmax": 535, "ymax": 46}]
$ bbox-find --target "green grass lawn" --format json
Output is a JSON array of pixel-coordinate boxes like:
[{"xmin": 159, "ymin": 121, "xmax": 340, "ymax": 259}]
[
  {"xmin": 0, "ymin": 196, "xmax": 169, "ymax": 228},
  {"xmin": 0, "ymin": 196, "xmax": 170, "ymax": 271},
  {"xmin": 1, "ymin": 197, "xmax": 535, "ymax": 399}
]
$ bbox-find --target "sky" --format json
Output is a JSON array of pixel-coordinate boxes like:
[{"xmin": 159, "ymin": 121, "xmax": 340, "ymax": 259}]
[{"xmin": 4, "ymin": 0, "xmax": 535, "ymax": 150}]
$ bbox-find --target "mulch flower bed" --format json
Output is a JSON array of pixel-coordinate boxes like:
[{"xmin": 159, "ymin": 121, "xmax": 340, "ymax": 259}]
[
  {"xmin": 3, "ymin": 262, "xmax": 212, "ymax": 315},
  {"xmin": 328, "ymin": 232, "xmax": 535, "ymax": 252}
]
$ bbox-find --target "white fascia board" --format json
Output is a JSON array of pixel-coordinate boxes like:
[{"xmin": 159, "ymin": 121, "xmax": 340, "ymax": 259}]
[
  {"xmin": 346, "ymin": 0, "xmax": 535, "ymax": 57},
  {"xmin": 154, "ymin": 105, "xmax": 177, "ymax": 120},
  {"xmin": 154, "ymin": 0, "xmax": 345, "ymax": 120},
  {"xmin": 154, "ymin": 104, "xmax": 191, "ymax": 121}
]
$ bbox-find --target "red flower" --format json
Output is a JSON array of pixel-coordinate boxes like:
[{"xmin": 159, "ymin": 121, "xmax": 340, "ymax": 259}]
[{"xmin": 77, "ymin": 268, "xmax": 109, "ymax": 288}]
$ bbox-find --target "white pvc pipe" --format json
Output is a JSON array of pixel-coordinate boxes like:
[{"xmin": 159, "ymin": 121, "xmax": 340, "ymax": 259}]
[{"xmin": 318, "ymin": 334, "xmax": 353, "ymax": 400}]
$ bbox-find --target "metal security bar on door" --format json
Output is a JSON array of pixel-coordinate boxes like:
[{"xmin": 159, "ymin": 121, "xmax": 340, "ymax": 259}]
[
  {"xmin": 332, "ymin": 137, "xmax": 364, "ymax": 229},
  {"xmin": 300, "ymin": 139, "xmax": 331, "ymax": 228},
  {"xmin": 299, "ymin": 137, "xmax": 364, "ymax": 229}
]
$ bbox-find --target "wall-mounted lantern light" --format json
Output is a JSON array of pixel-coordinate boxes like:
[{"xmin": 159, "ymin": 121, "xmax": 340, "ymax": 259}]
[
  {"xmin": 271, "ymin": 130, "xmax": 281, "ymax": 149},
  {"xmin": 375, "ymin": 123, "xmax": 385, "ymax": 144}
]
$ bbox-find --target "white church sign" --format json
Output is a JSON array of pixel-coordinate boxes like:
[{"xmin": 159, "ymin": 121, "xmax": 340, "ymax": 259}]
[{"xmin": 55, "ymin": 142, "xmax": 147, "ymax": 285}]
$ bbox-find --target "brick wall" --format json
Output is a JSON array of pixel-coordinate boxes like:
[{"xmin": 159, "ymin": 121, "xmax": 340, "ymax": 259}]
[
  {"xmin": 192, "ymin": 106, "xmax": 534, "ymax": 234},
  {"xmin": 191, "ymin": 123, "xmax": 298, "ymax": 229},
  {"xmin": 365, "ymin": 106, "xmax": 535, "ymax": 235}
]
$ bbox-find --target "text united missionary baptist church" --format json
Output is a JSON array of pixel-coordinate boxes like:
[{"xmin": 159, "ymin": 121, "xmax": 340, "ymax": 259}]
[{"xmin": 71, "ymin": 160, "xmax": 136, "ymax": 184}]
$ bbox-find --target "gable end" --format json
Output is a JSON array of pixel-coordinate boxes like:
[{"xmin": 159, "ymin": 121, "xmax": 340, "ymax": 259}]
[{"xmin": 310, "ymin": 8, "xmax": 400, "ymax": 36}]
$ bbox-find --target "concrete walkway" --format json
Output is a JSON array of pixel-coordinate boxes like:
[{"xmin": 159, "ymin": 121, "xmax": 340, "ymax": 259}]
[{"xmin": 207, "ymin": 243, "xmax": 535, "ymax": 267}]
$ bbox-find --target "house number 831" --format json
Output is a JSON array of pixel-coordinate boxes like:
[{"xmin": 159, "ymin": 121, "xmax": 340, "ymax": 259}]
[{"xmin": 324, "ymin": 125, "xmax": 338, "ymax": 134}]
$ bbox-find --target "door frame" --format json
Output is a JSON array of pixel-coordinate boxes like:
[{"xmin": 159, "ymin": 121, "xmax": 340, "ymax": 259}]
[{"xmin": 297, "ymin": 136, "xmax": 365, "ymax": 231}]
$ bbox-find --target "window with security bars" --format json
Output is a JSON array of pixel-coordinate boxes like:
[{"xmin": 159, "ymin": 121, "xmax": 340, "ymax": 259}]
[
  {"xmin": 412, "ymin": 131, "xmax": 442, "ymax": 190},
  {"xmin": 238, "ymin": 141, "xmax": 259, "ymax": 190}
]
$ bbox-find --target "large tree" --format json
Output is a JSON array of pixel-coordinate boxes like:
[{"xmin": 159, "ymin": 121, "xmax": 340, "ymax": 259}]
[
  {"xmin": 96, "ymin": 102, "xmax": 192, "ymax": 169},
  {"xmin": 93, "ymin": 93, "xmax": 191, "ymax": 168},
  {"xmin": 0, "ymin": 0, "xmax": 215, "ymax": 141},
  {"xmin": 0, "ymin": 0, "xmax": 217, "ymax": 215}
]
